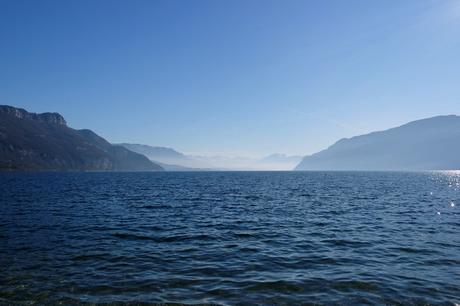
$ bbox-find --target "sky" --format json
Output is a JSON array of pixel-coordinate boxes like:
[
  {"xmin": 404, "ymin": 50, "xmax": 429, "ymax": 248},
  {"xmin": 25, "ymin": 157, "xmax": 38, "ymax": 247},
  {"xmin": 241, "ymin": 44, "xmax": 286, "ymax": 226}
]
[{"xmin": 1, "ymin": 0, "xmax": 460, "ymax": 157}]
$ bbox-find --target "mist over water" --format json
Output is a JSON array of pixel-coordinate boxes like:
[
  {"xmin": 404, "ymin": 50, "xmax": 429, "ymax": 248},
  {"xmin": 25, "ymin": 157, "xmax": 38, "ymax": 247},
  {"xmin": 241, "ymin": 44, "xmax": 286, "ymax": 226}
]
[{"xmin": 1, "ymin": 171, "xmax": 459, "ymax": 305}]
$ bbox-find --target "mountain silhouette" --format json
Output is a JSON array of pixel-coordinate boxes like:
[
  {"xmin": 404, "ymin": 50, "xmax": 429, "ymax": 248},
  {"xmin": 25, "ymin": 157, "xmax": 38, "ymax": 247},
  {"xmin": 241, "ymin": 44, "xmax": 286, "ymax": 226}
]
[
  {"xmin": 295, "ymin": 115, "xmax": 460, "ymax": 171},
  {"xmin": 118, "ymin": 143, "xmax": 213, "ymax": 169},
  {"xmin": 0, "ymin": 105, "xmax": 163, "ymax": 171}
]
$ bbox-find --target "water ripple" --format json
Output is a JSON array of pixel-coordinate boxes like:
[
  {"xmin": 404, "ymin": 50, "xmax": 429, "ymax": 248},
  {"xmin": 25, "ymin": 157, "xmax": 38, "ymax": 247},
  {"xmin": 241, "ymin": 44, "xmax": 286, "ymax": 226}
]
[{"xmin": 0, "ymin": 171, "xmax": 459, "ymax": 305}]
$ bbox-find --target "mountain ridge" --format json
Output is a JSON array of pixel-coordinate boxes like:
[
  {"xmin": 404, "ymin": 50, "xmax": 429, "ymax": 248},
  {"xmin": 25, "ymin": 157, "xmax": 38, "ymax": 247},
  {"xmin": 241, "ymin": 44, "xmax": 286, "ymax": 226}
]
[
  {"xmin": 120, "ymin": 143, "xmax": 304, "ymax": 170},
  {"xmin": 117, "ymin": 143, "xmax": 210, "ymax": 168},
  {"xmin": 0, "ymin": 105, "xmax": 163, "ymax": 171},
  {"xmin": 295, "ymin": 115, "xmax": 460, "ymax": 171}
]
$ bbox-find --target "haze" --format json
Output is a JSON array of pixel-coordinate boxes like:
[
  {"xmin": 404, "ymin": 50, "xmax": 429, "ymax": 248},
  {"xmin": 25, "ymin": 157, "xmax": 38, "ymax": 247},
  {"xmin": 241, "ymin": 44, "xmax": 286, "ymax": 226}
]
[{"xmin": 1, "ymin": 0, "xmax": 460, "ymax": 158}]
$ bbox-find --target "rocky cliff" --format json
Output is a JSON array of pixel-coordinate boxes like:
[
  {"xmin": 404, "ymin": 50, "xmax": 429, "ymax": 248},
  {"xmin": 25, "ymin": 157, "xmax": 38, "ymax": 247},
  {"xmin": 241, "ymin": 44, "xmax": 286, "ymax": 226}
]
[{"xmin": 0, "ymin": 105, "xmax": 163, "ymax": 171}]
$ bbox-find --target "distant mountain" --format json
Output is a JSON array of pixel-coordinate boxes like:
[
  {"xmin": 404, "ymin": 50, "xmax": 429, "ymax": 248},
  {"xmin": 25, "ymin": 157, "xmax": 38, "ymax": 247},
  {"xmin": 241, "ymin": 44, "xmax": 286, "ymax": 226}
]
[
  {"xmin": 118, "ymin": 143, "xmax": 212, "ymax": 168},
  {"xmin": 260, "ymin": 153, "xmax": 303, "ymax": 164},
  {"xmin": 189, "ymin": 155, "xmax": 256, "ymax": 170},
  {"xmin": 295, "ymin": 115, "xmax": 460, "ymax": 171},
  {"xmin": 118, "ymin": 143, "xmax": 186, "ymax": 162},
  {"xmin": 0, "ymin": 105, "xmax": 163, "ymax": 171},
  {"xmin": 120, "ymin": 144, "xmax": 301, "ymax": 170}
]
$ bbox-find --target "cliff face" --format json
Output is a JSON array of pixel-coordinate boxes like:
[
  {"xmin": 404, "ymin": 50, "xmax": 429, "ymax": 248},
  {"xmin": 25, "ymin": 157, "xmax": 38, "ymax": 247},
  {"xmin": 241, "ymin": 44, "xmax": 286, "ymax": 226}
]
[
  {"xmin": 0, "ymin": 105, "xmax": 163, "ymax": 171},
  {"xmin": 0, "ymin": 105, "xmax": 67, "ymax": 126}
]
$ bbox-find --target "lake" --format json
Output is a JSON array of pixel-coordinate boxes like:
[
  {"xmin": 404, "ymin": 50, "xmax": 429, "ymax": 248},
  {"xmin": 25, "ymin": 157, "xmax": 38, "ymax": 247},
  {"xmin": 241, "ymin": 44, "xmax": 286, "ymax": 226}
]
[{"xmin": 0, "ymin": 171, "xmax": 459, "ymax": 305}]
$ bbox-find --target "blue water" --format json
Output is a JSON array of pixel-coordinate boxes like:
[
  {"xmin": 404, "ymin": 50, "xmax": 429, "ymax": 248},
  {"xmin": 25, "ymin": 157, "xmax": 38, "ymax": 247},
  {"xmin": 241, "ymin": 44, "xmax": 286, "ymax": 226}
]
[{"xmin": 0, "ymin": 171, "xmax": 459, "ymax": 305}]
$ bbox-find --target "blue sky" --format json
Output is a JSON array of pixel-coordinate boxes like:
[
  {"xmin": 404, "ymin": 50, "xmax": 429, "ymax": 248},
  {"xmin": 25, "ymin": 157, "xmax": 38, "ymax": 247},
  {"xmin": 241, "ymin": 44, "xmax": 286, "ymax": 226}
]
[{"xmin": 1, "ymin": 0, "xmax": 460, "ymax": 157}]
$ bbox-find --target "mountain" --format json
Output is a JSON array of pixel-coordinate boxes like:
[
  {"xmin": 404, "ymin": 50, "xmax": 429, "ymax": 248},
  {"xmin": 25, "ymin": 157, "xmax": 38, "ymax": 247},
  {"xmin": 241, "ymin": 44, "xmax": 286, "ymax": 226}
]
[
  {"xmin": 118, "ymin": 143, "xmax": 212, "ymax": 169},
  {"xmin": 0, "ymin": 105, "xmax": 163, "ymax": 171},
  {"xmin": 295, "ymin": 115, "xmax": 460, "ymax": 171},
  {"xmin": 260, "ymin": 153, "xmax": 303, "ymax": 164},
  {"xmin": 118, "ymin": 143, "xmax": 187, "ymax": 162},
  {"xmin": 189, "ymin": 155, "xmax": 256, "ymax": 170},
  {"xmin": 120, "ymin": 143, "xmax": 303, "ymax": 170}
]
